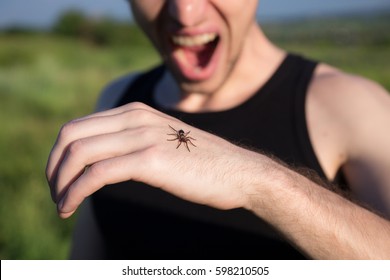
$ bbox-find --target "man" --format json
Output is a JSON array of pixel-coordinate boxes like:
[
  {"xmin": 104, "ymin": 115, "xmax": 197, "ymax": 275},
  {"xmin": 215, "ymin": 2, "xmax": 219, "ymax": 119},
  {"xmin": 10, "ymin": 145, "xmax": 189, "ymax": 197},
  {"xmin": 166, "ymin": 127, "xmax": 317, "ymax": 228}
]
[{"xmin": 46, "ymin": 0, "xmax": 390, "ymax": 259}]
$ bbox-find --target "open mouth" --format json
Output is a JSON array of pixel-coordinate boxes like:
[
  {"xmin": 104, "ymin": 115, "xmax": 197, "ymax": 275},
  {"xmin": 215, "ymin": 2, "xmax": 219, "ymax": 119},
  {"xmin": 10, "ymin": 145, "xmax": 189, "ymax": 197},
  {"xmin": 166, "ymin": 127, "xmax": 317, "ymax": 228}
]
[{"xmin": 170, "ymin": 32, "xmax": 220, "ymax": 80}]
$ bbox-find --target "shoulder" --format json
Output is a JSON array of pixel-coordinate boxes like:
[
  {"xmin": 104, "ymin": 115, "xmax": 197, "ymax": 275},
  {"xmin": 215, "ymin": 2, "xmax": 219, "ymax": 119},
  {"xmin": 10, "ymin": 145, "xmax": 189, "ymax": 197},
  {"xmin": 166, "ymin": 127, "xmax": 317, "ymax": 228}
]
[
  {"xmin": 309, "ymin": 63, "xmax": 390, "ymax": 216},
  {"xmin": 309, "ymin": 63, "xmax": 390, "ymax": 133},
  {"xmin": 306, "ymin": 62, "xmax": 390, "ymax": 177},
  {"xmin": 95, "ymin": 72, "xmax": 140, "ymax": 112},
  {"xmin": 310, "ymin": 63, "xmax": 388, "ymax": 103}
]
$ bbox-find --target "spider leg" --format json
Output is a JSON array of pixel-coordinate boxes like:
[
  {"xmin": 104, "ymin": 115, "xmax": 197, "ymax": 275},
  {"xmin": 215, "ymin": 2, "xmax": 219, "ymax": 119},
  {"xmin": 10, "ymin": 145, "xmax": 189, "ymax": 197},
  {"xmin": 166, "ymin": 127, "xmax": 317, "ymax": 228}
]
[
  {"xmin": 187, "ymin": 139, "xmax": 197, "ymax": 147},
  {"xmin": 167, "ymin": 136, "xmax": 179, "ymax": 141},
  {"xmin": 184, "ymin": 131, "xmax": 191, "ymax": 136},
  {"xmin": 184, "ymin": 141, "xmax": 191, "ymax": 152},
  {"xmin": 176, "ymin": 141, "xmax": 182, "ymax": 149},
  {"xmin": 168, "ymin": 125, "xmax": 178, "ymax": 133},
  {"xmin": 167, "ymin": 133, "xmax": 178, "ymax": 136},
  {"xmin": 187, "ymin": 136, "xmax": 196, "ymax": 140}
]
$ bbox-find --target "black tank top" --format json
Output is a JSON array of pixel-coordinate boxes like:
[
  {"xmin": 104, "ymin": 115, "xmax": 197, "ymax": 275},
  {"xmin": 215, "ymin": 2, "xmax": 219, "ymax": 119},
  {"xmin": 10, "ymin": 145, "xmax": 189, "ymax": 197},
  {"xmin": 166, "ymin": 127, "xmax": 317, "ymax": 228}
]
[{"xmin": 91, "ymin": 53, "xmax": 347, "ymax": 259}]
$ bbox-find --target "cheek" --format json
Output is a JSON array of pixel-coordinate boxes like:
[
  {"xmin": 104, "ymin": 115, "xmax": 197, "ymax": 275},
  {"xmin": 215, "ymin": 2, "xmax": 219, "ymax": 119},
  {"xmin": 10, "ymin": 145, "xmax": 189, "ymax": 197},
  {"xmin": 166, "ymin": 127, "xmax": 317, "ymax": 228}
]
[
  {"xmin": 213, "ymin": 0, "xmax": 258, "ymax": 47},
  {"xmin": 231, "ymin": 5, "xmax": 257, "ymax": 50},
  {"xmin": 213, "ymin": 0, "xmax": 258, "ymax": 19},
  {"xmin": 131, "ymin": 0, "xmax": 164, "ymax": 29},
  {"xmin": 131, "ymin": 1, "xmax": 167, "ymax": 49}
]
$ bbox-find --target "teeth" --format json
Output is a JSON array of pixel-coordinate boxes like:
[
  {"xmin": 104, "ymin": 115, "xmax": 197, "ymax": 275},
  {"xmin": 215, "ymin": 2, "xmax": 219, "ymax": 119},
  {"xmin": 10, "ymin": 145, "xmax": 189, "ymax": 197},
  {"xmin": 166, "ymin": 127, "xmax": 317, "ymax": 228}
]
[{"xmin": 172, "ymin": 33, "xmax": 217, "ymax": 47}]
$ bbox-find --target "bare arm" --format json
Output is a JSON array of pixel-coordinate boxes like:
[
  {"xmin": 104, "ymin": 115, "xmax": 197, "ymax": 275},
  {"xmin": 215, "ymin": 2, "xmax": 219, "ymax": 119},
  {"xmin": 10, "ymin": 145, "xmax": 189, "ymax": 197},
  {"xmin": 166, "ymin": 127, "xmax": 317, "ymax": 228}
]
[
  {"xmin": 246, "ymin": 158, "xmax": 390, "ymax": 259},
  {"xmin": 307, "ymin": 66, "xmax": 390, "ymax": 217},
  {"xmin": 46, "ymin": 92, "xmax": 390, "ymax": 259}
]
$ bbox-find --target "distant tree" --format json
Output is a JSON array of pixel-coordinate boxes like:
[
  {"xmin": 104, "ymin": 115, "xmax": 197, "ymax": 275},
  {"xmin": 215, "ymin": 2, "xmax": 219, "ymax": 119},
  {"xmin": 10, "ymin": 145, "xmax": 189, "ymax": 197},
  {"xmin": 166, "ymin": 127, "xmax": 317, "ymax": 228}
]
[
  {"xmin": 52, "ymin": 9, "xmax": 87, "ymax": 38},
  {"xmin": 1, "ymin": 26, "xmax": 36, "ymax": 35},
  {"xmin": 51, "ymin": 9, "xmax": 152, "ymax": 47}
]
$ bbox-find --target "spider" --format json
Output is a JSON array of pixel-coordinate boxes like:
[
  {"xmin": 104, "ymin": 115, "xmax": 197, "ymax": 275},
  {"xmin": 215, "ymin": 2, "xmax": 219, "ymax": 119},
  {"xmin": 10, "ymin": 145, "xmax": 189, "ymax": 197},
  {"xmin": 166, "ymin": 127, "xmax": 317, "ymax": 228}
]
[{"xmin": 167, "ymin": 125, "xmax": 197, "ymax": 152}]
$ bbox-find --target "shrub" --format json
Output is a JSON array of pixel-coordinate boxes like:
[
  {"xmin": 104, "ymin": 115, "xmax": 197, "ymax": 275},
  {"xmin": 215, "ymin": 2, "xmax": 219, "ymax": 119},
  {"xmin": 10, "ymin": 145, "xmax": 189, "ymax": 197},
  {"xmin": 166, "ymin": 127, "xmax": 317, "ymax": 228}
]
[{"xmin": 51, "ymin": 9, "xmax": 149, "ymax": 47}]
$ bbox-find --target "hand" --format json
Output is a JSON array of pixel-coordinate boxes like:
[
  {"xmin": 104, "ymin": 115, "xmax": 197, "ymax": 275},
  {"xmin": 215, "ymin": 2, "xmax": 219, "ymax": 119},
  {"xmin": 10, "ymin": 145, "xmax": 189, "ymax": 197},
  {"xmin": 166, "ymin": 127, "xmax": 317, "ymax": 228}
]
[{"xmin": 46, "ymin": 102, "xmax": 259, "ymax": 218}]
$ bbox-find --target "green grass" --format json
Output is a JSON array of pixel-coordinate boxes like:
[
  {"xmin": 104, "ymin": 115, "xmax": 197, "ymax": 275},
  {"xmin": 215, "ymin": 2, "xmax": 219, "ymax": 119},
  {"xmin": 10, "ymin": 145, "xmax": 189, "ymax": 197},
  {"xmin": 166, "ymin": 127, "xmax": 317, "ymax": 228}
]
[
  {"xmin": 0, "ymin": 31, "xmax": 160, "ymax": 259},
  {"xmin": 0, "ymin": 15, "xmax": 389, "ymax": 259}
]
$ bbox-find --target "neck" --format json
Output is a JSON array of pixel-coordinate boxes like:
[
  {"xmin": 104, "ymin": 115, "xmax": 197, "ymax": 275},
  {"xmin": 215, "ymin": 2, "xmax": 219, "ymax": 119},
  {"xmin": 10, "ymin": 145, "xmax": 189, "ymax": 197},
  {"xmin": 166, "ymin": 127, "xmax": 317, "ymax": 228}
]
[{"xmin": 154, "ymin": 25, "xmax": 286, "ymax": 113}]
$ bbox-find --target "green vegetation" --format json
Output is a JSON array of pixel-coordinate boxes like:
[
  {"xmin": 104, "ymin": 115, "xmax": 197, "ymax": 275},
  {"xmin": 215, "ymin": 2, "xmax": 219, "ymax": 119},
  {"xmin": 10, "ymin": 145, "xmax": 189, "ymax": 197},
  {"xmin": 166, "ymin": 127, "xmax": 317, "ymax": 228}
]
[
  {"xmin": 0, "ymin": 11, "xmax": 389, "ymax": 259},
  {"xmin": 262, "ymin": 13, "xmax": 390, "ymax": 90},
  {"xmin": 0, "ymin": 23, "xmax": 159, "ymax": 259},
  {"xmin": 51, "ymin": 10, "xmax": 148, "ymax": 46}
]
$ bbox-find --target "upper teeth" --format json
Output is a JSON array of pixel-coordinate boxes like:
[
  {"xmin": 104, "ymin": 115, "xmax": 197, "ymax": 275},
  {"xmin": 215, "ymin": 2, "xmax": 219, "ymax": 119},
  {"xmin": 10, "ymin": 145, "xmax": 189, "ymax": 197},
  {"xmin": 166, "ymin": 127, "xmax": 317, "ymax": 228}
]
[{"xmin": 172, "ymin": 33, "xmax": 217, "ymax": 47}]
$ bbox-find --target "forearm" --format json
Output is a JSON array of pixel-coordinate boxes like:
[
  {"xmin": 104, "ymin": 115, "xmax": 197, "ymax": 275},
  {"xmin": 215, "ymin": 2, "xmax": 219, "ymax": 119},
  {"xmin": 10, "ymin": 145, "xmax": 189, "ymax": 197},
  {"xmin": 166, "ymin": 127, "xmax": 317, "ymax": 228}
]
[
  {"xmin": 244, "ymin": 154, "xmax": 390, "ymax": 259},
  {"xmin": 46, "ymin": 102, "xmax": 390, "ymax": 259}
]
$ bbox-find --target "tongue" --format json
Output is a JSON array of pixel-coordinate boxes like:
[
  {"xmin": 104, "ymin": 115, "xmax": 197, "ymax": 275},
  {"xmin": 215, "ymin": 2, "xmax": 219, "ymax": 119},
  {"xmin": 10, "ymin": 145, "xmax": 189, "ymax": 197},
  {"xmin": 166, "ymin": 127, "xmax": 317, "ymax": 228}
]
[{"xmin": 182, "ymin": 41, "xmax": 217, "ymax": 68}]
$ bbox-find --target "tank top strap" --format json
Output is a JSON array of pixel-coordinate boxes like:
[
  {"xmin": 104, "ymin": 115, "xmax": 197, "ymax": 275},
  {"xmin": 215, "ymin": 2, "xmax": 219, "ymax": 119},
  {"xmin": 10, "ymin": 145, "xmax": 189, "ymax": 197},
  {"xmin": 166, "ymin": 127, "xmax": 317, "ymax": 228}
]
[
  {"xmin": 287, "ymin": 54, "xmax": 348, "ymax": 187},
  {"xmin": 257, "ymin": 53, "xmax": 327, "ymax": 179},
  {"xmin": 290, "ymin": 54, "xmax": 327, "ymax": 178}
]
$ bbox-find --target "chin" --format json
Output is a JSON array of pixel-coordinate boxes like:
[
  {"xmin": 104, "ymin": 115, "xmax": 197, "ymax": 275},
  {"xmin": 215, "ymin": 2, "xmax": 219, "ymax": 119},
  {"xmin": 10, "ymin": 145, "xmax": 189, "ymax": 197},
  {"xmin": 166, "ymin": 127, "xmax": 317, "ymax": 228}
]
[{"xmin": 176, "ymin": 75, "xmax": 225, "ymax": 95}]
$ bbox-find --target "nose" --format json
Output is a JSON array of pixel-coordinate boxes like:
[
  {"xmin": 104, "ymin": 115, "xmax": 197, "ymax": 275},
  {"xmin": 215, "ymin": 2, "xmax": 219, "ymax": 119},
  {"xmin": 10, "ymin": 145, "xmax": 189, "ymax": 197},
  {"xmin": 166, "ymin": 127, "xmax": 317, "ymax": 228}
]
[{"xmin": 167, "ymin": 0, "xmax": 206, "ymax": 27}]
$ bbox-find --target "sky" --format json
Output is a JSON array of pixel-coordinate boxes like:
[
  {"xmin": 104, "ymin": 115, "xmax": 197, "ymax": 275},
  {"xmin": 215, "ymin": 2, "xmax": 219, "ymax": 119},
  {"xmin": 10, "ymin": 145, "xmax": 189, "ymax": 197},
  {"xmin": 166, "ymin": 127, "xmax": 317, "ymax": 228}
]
[{"xmin": 0, "ymin": 0, "xmax": 390, "ymax": 29}]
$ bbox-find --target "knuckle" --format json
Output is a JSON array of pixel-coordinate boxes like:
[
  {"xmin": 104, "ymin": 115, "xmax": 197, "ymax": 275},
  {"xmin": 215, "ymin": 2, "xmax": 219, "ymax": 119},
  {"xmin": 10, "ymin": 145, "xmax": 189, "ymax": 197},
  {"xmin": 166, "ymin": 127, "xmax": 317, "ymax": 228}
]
[
  {"xmin": 67, "ymin": 138, "xmax": 85, "ymax": 157},
  {"xmin": 123, "ymin": 108, "xmax": 154, "ymax": 124},
  {"xmin": 86, "ymin": 162, "xmax": 106, "ymax": 179},
  {"xmin": 130, "ymin": 101, "xmax": 147, "ymax": 109},
  {"xmin": 137, "ymin": 125, "xmax": 156, "ymax": 140},
  {"xmin": 143, "ymin": 145, "xmax": 164, "ymax": 171},
  {"xmin": 45, "ymin": 162, "xmax": 52, "ymax": 182},
  {"xmin": 123, "ymin": 101, "xmax": 147, "ymax": 111},
  {"xmin": 58, "ymin": 120, "xmax": 78, "ymax": 142},
  {"xmin": 133, "ymin": 109, "xmax": 150, "ymax": 121}
]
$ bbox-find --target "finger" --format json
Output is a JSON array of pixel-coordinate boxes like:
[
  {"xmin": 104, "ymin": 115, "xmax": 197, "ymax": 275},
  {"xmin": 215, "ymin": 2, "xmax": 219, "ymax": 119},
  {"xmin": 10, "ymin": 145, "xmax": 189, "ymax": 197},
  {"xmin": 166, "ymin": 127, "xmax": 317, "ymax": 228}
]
[
  {"xmin": 57, "ymin": 150, "xmax": 149, "ymax": 219},
  {"xmin": 78, "ymin": 102, "xmax": 172, "ymax": 122},
  {"xmin": 53, "ymin": 127, "xmax": 157, "ymax": 202},
  {"xmin": 46, "ymin": 114, "xmax": 123, "ymax": 192},
  {"xmin": 46, "ymin": 107, "xmax": 163, "ymax": 186}
]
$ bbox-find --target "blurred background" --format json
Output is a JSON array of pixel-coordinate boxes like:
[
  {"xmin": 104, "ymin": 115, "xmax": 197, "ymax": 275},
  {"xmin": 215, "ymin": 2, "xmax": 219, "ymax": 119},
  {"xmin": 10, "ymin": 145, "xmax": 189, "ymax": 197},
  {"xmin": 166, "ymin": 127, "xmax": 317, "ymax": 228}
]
[{"xmin": 0, "ymin": 0, "xmax": 389, "ymax": 259}]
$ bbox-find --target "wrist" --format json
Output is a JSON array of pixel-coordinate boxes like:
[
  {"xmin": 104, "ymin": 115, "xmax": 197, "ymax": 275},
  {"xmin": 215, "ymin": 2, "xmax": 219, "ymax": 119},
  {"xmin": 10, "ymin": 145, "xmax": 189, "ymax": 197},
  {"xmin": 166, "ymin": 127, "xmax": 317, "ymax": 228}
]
[{"xmin": 241, "ymin": 152, "xmax": 296, "ymax": 215}]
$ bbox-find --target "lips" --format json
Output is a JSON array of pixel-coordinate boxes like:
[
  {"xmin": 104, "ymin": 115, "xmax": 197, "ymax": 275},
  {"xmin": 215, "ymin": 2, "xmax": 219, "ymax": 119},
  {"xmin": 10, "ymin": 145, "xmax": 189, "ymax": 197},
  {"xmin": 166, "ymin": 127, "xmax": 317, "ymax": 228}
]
[{"xmin": 169, "ymin": 31, "xmax": 220, "ymax": 81}]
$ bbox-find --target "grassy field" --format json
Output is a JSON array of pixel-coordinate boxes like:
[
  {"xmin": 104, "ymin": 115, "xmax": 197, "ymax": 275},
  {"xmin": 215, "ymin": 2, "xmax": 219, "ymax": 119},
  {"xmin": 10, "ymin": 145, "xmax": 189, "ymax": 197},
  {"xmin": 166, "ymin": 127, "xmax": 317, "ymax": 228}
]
[
  {"xmin": 0, "ymin": 14, "xmax": 389, "ymax": 259},
  {"xmin": 0, "ymin": 30, "xmax": 160, "ymax": 259}
]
